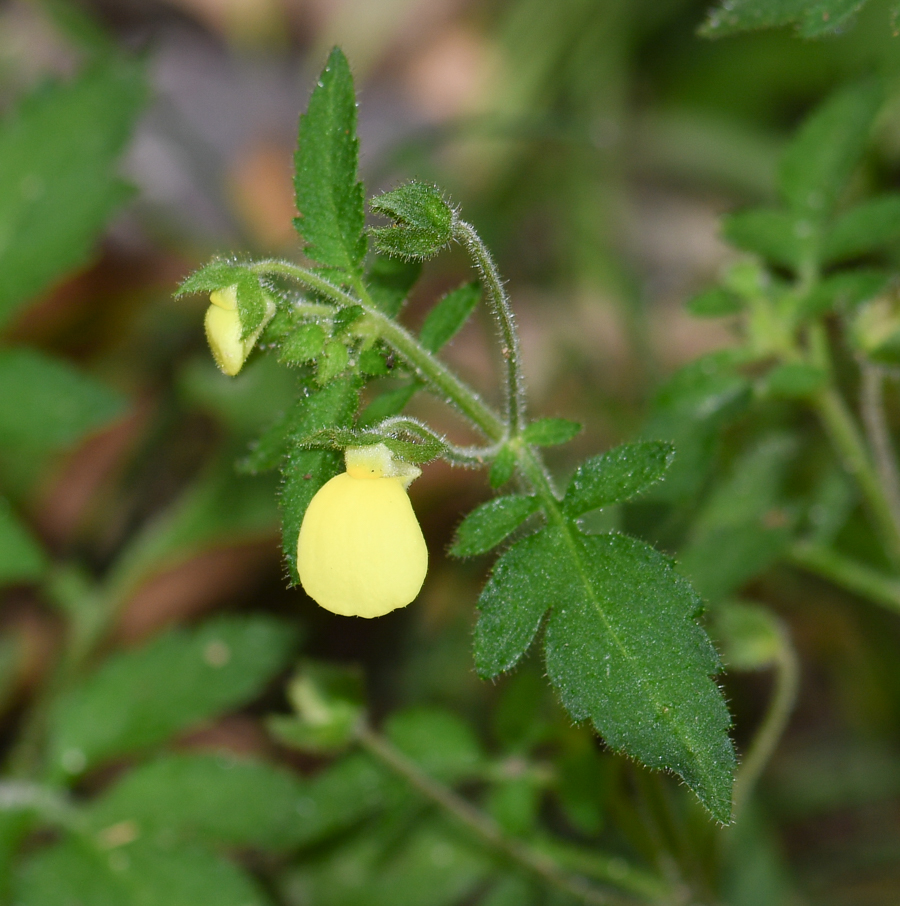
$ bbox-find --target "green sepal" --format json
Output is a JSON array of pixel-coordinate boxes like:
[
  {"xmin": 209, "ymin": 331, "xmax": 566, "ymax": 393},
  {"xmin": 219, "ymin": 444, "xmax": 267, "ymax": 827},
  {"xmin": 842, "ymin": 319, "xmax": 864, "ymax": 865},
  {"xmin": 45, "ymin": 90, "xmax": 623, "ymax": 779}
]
[
  {"xmin": 176, "ymin": 261, "xmax": 270, "ymax": 338},
  {"xmin": 293, "ymin": 47, "xmax": 366, "ymax": 279},
  {"xmin": 419, "ymin": 282, "xmax": 481, "ymax": 353},
  {"xmin": 522, "ymin": 417, "xmax": 582, "ymax": 447},
  {"xmin": 563, "ymin": 441, "xmax": 675, "ymax": 517},
  {"xmin": 450, "ymin": 495, "xmax": 540, "ymax": 558},
  {"xmin": 370, "ymin": 181, "xmax": 455, "ymax": 261}
]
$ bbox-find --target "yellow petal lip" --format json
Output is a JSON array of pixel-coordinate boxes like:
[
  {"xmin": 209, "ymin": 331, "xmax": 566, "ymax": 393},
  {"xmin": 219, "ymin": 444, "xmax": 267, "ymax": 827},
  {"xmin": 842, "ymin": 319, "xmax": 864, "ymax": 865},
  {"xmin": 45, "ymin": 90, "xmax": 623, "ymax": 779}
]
[
  {"xmin": 209, "ymin": 285, "xmax": 238, "ymax": 310},
  {"xmin": 345, "ymin": 443, "xmax": 421, "ymax": 487},
  {"xmin": 297, "ymin": 452, "xmax": 428, "ymax": 618},
  {"xmin": 204, "ymin": 287, "xmax": 275, "ymax": 376}
]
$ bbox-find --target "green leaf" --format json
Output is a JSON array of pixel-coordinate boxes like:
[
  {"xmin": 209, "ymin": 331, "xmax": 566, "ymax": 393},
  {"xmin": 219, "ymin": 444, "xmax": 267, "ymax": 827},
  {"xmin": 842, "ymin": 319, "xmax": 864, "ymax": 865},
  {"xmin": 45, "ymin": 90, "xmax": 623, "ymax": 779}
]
[
  {"xmin": 46, "ymin": 615, "xmax": 297, "ymax": 779},
  {"xmin": 316, "ymin": 338, "xmax": 350, "ymax": 384},
  {"xmin": 563, "ymin": 441, "xmax": 675, "ymax": 517},
  {"xmin": 14, "ymin": 836, "xmax": 268, "ymax": 906},
  {"xmin": 721, "ymin": 208, "xmax": 808, "ymax": 271},
  {"xmin": 0, "ymin": 57, "xmax": 145, "ymax": 328},
  {"xmin": 800, "ymin": 268, "xmax": 890, "ymax": 319},
  {"xmin": 687, "ymin": 287, "xmax": 743, "ymax": 318},
  {"xmin": 643, "ymin": 352, "xmax": 752, "ymax": 502},
  {"xmin": 779, "ymin": 80, "xmax": 882, "ymax": 221},
  {"xmin": 488, "ymin": 445, "xmax": 518, "ymax": 488},
  {"xmin": 522, "ymin": 417, "xmax": 582, "ymax": 447},
  {"xmin": 294, "ymin": 47, "xmax": 365, "ymax": 278},
  {"xmin": 823, "ymin": 194, "xmax": 900, "ymax": 264},
  {"xmin": 370, "ymin": 182, "xmax": 455, "ymax": 261},
  {"xmin": 761, "ymin": 362, "xmax": 827, "ymax": 398},
  {"xmin": 278, "ymin": 322, "xmax": 327, "ymax": 365},
  {"xmin": 419, "ymin": 282, "xmax": 481, "ymax": 353},
  {"xmin": 710, "ymin": 601, "xmax": 784, "ymax": 671},
  {"xmin": 358, "ymin": 382, "xmax": 418, "ymax": 428},
  {"xmin": 701, "ymin": 0, "xmax": 874, "ymax": 38},
  {"xmin": 679, "ymin": 436, "xmax": 796, "ymax": 602},
  {"xmin": 386, "ymin": 707, "xmax": 483, "ymax": 782},
  {"xmin": 359, "ymin": 347, "xmax": 389, "ymax": 375},
  {"xmin": 475, "ymin": 526, "xmax": 735, "ymax": 823},
  {"xmin": 278, "ymin": 377, "xmax": 361, "ymax": 583},
  {"xmin": 86, "ymin": 753, "xmax": 307, "ymax": 852},
  {"xmin": 450, "ymin": 495, "xmax": 540, "ymax": 557},
  {"xmin": 366, "ymin": 254, "xmax": 421, "ymax": 317},
  {"xmin": 0, "ymin": 499, "xmax": 47, "ymax": 585},
  {"xmin": 0, "ymin": 348, "xmax": 126, "ymax": 451},
  {"xmin": 487, "ymin": 776, "xmax": 540, "ymax": 836}
]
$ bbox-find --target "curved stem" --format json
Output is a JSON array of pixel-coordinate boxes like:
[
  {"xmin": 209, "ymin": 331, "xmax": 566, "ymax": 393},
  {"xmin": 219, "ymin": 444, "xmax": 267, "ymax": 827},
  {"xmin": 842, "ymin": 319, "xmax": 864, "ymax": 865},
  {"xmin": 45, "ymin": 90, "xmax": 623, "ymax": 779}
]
[
  {"xmin": 356, "ymin": 723, "xmax": 653, "ymax": 906},
  {"xmin": 453, "ymin": 220, "xmax": 527, "ymax": 435},
  {"xmin": 731, "ymin": 624, "xmax": 799, "ymax": 818}
]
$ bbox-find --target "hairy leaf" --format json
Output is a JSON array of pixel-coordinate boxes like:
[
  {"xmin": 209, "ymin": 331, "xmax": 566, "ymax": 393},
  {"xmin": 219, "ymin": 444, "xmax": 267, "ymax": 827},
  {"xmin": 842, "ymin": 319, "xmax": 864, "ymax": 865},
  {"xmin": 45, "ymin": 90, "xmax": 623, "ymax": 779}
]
[
  {"xmin": 46, "ymin": 615, "xmax": 297, "ymax": 779},
  {"xmin": 419, "ymin": 282, "xmax": 481, "ymax": 353},
  {"xmin": 0, "ymin": 57, "xmax": 145, "ymax": 328},
  {"xmin": 294, "ymin": 47, "xmax": 365, "ymax": 278},
  {"xmin": 476, "ymin": 526, "xmax": 735, "ymax": 822},
  {"xmin": 522, "ymin": 417, "xmax": 582, "ymax": 447},
  {"xmin": 563, "ymin": 441, "xmax": 675, "ymax": 517},
  {"xmin": 450, "ymin": 495, "xmax": 540, "ymax": 557}
]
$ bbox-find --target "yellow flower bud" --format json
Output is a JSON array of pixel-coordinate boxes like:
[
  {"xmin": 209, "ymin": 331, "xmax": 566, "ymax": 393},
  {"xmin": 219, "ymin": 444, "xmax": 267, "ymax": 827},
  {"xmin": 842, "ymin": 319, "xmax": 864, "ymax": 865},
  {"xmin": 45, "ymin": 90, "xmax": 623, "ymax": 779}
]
[
  {"xmin": 297, "ymin": 444, "xmax": 428, "ymax": 618},
  {"xmin": 204, "ymin": 285, "xmax": 275, "ymax": 376}
]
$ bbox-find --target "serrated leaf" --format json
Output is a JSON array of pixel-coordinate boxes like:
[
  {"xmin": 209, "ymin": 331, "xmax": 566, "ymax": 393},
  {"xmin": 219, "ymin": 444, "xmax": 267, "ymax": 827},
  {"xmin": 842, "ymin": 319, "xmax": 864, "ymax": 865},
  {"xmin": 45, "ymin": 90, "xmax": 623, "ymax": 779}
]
[
  {"xmin": 0, "ymin": 498, "xmax": 47, "ymax": 585},
  {"xmin": 522, "ymin": 417, "xmax": 582, "ymax": 447},
  {"xmin": 366, "ymin": 254, "xmax": 421, "ymax": 317},
  {"xmin": 317, "ymin": 338, "xmax": 350, "ymax": 384},
  {"xmin": 14, "ymin": 836, "xmax": 268, "ymax": 906},
  {"xmin": 450, "ymin": 495, "xmax": 540, "ymax": 557},
  {"xmin": 175, "ymin": 260, "xmax": 248, "ymax": 297},
  {"xmin": 779, "ymin": 80, "xmax": 882, "ymax": 221},
  {"xmin": 722, "ymin": 208, "xmax": 809, "ymax": 271},
  {"xmin": 701, "ymin": 0, "xmax": 872, "ymax": 38},
  {"xmin": 419, "ymin": 282, "xmax": 481, "ymax": 353},
  {"xmin": 823, "ymin": 194, "xmax": 900, "ymax": 264},
  {"xmin": 563, "ymin": 441, "xmax": 675, "ymax": 517},
  {"xmin": 46, "ymin": 615, "xmax": 297, "ymax": 779},
  {"xmin": 687, "ymin": 287, "xmax": 743, "ymax": 318},
  {"xmin": 0, "ymin": 57, "xmax": 145, "ymax": 328},
  {"xmin": 475, "ymin": 526, "xmax": 735, "ymax": 823},
  {"xmin": 0, "ymin": 348, "xmax": 126, "ymax": 452},
  {"xmin": 294, "ymin": 47, "xmax": 365, "ymax": 278},
  {"xmin": 278, "ymin": 377, "xmax": 361, "ymax": 583},
  {"xmin": 86, "ymin": 753, "xmax": 307, "ymax": 852}
]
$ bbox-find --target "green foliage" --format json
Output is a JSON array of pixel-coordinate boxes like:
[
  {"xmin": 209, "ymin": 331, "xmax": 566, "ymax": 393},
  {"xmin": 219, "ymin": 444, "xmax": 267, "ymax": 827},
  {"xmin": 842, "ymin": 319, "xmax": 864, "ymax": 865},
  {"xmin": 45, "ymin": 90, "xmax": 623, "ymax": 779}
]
[
  {"xmin": 294, "ymin": 47, "xmax": 366, "ymax": 279},
  {"xmin": 822, "ymin": 194, "xmax": 900, "ymax": 264},
  {"xmin": 370, "ymin": 182, "xmax": 455, "ymax": 261},
  {"xmin": 384, "ymin": 707, "xmax": 484, "ymax": 782},
  {"xmin": 366, "ymin": 255, "xmax": 421, "ymax": 317},
  {"xmin": 0, "ymin": 348, "xmax": 126, "ymax": 452},
  {"xmin": 14, "ymin": 836, "xmax": 267, "ymax": 906},
  {"xmin": 0, "ymin": 56, "xmax": 145, "ymax": 328},
  {"xmin": 687, "ymin": 287, "xmax": 743, "ymax": 318},
  {"xmin": 419, "ymin": 282, "xmax": 481, "ymax": 353},
  {"xmin": 279, "ymin": 322, "xmax": 328, "ymax": 365},
  {"xmin": 450, "ymin": 495, "xmax": 540, "ymax": 557},
  {"xmin": 711, "ymin": 601, "xmax": 784, "ymax": 671},
  {"xmin": 521, "ymin": 417, "xmax": 582, "ymax": 447},
  {"xmin": 488, "ymin": 446, "xmax": 518, "ymax": 488},
  {"xmin": 46, "ymin": 615, "xmax": 297, "ymax": 779},
  {"xmin": 176, "ymin": 260, "xmax": 271, "ymax": 337},
  {"xmin": 475, "ymin": 526, "xmax": 735, "ymax": 823},
  {"xmin": 701, "ymin": 0, "xmax": 877, "ymax": 38},
  {"xmin": 563, "ymin": 441, "xmax": 675, "ymax": 516},
  {"xmin": 0, "ymin": 499, "xmax": 47, "ymax": 585},
  {"xmin": 86, "ymin": 753, "xmax": 308, "ymax": 851}
]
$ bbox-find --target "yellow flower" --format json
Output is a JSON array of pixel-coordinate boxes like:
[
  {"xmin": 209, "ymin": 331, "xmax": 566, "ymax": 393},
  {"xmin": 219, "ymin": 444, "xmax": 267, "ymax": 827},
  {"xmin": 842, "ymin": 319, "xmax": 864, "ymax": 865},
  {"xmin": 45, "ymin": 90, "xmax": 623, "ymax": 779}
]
[
  {"xmin": 204, "ymin": 285, "xmax": 275, "ymax": 376},
  {"xmin": 297, "ymin": 444, "xmax": 428, "ymax": 618}
]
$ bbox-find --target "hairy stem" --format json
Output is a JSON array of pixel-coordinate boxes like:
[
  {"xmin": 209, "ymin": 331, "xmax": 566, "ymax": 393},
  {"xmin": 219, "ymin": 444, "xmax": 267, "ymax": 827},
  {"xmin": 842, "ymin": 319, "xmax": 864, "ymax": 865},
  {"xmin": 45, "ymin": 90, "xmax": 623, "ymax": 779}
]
[
  {"xmin": 453, "ymin": 220, "xmax": 527, "ymax": 435},
  {"xmin": 356, "ymin": 723, "xmax": 653, "ymax": 906},
  {"xmin": 731, "ymin": 623, "xmax": 799, "ymax": 818}
]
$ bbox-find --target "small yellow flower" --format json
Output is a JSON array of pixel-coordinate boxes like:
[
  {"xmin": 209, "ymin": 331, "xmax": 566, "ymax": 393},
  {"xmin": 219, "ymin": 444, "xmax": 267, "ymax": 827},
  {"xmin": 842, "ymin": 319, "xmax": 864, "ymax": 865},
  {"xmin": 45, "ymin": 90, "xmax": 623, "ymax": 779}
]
[
  {"xmin": 204, "ymin": 285, "xmax": 275, "ymax": 376},
  {"xmin": 297, "ymin": 444, "xmax": 428, "ymax": 618}
]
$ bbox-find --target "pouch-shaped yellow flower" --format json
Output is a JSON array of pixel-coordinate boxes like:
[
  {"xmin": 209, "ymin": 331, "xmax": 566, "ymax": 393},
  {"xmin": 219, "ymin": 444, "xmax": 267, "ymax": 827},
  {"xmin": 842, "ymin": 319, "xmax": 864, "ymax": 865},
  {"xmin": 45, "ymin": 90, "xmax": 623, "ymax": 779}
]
[
  {"xmin": 297, "ymin": 444, "xmax": 428, "ymax": 618},
  {"xmin": 204, "ymin": 285, "xmax": 274, "ymax": 376}
]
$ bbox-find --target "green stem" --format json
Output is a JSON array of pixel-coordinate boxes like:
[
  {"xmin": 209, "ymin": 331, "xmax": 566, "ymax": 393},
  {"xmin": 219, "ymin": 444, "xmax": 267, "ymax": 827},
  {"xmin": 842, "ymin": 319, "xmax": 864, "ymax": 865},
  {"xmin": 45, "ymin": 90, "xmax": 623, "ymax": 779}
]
[
  {"xmin": 453, "ymin": 220, "xmax": 527, "ymax": 435},
  {"xmin": 859, "ymin": 362, "xmax": 900, "ymax": 543},
  {"xmin": 788, "ymin": 541, "xmax": 900, "ymax": 614},
  {"xmin": 356, "ymin": 724, "xmax": 650, "ymax": 906},
  {"xmin": 731, "ymin": 622, "xmax": 799, "ymax": 818},
  {"xmin": 252, "ymin": 260, "xmax": 507, "ymax": 442}
]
